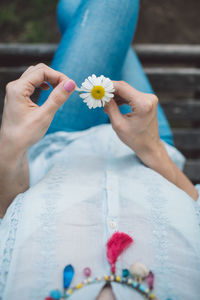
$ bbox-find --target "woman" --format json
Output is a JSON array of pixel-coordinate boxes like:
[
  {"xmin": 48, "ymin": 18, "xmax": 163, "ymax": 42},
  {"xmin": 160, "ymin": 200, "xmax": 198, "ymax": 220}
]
[{"xmin": 0, "ymin": 0, "xmax": 200, "ymax": 299}]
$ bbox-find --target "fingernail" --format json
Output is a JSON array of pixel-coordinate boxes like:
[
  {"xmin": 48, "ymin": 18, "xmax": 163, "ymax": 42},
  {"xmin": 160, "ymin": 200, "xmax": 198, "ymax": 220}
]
[{"xmin": 64, "ymin": 80, "xmax": 75, "ymax": 92}]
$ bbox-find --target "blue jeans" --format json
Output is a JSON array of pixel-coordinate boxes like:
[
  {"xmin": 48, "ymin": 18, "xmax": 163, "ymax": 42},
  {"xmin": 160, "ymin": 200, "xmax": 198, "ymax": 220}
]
[{"xmin": 38, "ymin": 0, "xmax": 173, "ymax": 146}]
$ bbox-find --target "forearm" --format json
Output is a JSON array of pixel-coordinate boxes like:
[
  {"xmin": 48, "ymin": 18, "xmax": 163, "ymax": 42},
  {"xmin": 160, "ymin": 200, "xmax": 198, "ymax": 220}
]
[
  {"xmin": 133, "ymin": 132, "xmax": 198, "ymax": 201},
  {"xmin": 0, "ymin": 139, "xmax": 29, "ymax": 218}
]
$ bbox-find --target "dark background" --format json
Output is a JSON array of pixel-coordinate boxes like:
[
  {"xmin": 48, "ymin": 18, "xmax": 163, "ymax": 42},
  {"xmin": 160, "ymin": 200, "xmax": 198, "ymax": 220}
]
[{"xmin": 0, "ymin": 0, "xmax": 199, "ymax": 44}]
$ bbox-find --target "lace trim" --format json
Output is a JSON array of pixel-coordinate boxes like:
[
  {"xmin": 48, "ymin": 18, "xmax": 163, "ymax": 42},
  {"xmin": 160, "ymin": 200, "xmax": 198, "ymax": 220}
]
[
  {"xmin": 0, "ymin": 194, "xmax": 23, "ymax": 299},
  {"xmin": 30, "ymin": 166, "xmax": 66, "ymax": 300}
]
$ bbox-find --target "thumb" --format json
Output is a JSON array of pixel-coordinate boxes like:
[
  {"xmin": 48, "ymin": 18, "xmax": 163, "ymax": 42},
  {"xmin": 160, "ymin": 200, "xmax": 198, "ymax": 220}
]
[
  {"xmin": 41, "ymin": 79, "xmax": 76, "ymax": 115},
  {"xmin": 104, "ymin": 99, "xmax": 126, "ymax": 131}
]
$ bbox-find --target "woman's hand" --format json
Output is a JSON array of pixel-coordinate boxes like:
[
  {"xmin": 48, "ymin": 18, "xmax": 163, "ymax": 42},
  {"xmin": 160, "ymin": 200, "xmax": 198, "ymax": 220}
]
[
  {"xmin": 0, "ymin": 64, "xmax": 76, "ymax": 217},
  {"xmin": 0, "ymin": 63, "xmax": 76, "ymax": 155},
  {"xmin": 104, "ymin": 80, "xmax": 198, "ymax": 200},
  {"xmin": 104, "ymin": 80, "xmax": 161, "ymax": 166}
]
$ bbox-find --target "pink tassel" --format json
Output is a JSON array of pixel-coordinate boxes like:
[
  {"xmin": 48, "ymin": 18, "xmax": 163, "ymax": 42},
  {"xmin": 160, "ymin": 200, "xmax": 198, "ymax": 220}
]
[{"xmin": 106, "ymin": 232, "xmax": 133, "ymax": 274}]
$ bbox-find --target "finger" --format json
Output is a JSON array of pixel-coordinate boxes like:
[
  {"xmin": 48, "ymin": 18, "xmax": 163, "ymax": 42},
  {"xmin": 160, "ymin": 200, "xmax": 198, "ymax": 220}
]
[
  {"xmin": 20, "ymin": 66, "xmax": 35, "ymax": 78},
  {"xmin": 41, "ymin": 79, "xmax": 76, "ymax": 115},
  {"xmin": 104, "ymin": 99, "xmax": 127, "ymax": 131},
  {"xmin": 113, "ymin": 93, "xmax": 129, "ymax": 106},
  {"xmin": 19, "ymin": 63, "xmax": 69, "ymax": 96},
  {"xmin": 39, "ymin": 82, "xmax": 50, "ymax": 90},
  {"xmin": 113, "ymin": 81, "xmax": 143, "ymax": 108}
]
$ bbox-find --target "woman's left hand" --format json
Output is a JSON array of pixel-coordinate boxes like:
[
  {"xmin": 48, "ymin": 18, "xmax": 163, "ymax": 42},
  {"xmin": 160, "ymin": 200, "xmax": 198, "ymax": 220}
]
[{"xmin": 104, "ymin": 80, "xmax": 160, "ymax": 166}]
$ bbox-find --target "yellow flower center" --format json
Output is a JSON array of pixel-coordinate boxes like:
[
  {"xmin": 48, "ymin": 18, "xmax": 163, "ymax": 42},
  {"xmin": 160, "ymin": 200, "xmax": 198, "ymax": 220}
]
[{"xmin": 91, "ymin": 85, "xmax": 105, "ymax": 100}]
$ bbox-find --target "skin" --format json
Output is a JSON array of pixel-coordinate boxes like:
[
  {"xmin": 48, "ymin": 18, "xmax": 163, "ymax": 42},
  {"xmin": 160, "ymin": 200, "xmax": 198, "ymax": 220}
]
[{"xmin": 0, "ymin": 64, "xmax": 198, "ymax": 300}]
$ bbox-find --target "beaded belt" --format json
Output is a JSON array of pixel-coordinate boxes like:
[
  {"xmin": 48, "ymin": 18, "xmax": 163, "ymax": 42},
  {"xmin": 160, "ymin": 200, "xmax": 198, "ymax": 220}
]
[{"xmin": 45, "ymin": 232, "xmax": 172, "ymax": 300}]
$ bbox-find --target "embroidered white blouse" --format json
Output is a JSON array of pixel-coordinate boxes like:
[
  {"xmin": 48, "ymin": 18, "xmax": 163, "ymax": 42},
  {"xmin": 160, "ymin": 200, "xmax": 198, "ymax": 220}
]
[{"xmin": 0, "ymin": 124, "xmax": 200, "ymax": 300}]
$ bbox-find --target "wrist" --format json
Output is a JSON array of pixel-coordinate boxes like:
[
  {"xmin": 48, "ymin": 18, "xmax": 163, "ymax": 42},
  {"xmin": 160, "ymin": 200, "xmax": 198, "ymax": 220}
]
[
  {"xmin": 0, "ymin": 132, "xmax": 27, "ymax": 166},
  {"xmin": 130, "ymin": 130, "xmax": 166, "ymax": 166}
]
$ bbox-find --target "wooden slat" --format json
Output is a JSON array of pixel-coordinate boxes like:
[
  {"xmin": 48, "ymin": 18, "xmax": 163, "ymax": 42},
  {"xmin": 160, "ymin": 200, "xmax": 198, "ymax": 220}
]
[
  {"xmin": 1, "ymin": 44, "xmax": 200, "ymax": 66},
  {"xmin": 146, "ymin": 67, "xmax": 200, "ymax": 93},
  {"xmin": 134, "ymin": 44, "xmax": 200, "ymax": 65},
  {"xmin": 1, "ymin": 66, "xmax": 200, "ymax": 94},
  {"xmin": 184, "ymin": 159, "xmax": 200, "ymax": 182},
  {"xmin": 0, "ymin": 44, "xmax": 56, "ymax": 66},
  {"xmin": 173, "ymin": 129, "xmax": 200, "ymax": 152},
  {"xmin": 162, "ymin": 100, "xmax": 200, "ymax": 122},
  {"xmin": 0, "ymin": 66, "xmax": 26, "ymax": 87}
]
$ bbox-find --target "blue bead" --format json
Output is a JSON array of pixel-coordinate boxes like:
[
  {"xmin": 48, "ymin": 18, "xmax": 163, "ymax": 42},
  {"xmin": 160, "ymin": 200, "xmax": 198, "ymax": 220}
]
[
  {"xmin": 63, "ymin": 265, "xmax": 74, "ymax": 289},
  {"xmin": 122, "ymin": 269, "xmax": 129, "ymax": 277},
  {"xmin": 132, "ymin": 281, "xmax": 138, "ymax": 288},
  {"xmin": 50, "ymin": 289, "xmax": 62, "ymax": 299},
  {"xmin": 138, "ymin": 284, "xmax": 147, "ymax": 293}
]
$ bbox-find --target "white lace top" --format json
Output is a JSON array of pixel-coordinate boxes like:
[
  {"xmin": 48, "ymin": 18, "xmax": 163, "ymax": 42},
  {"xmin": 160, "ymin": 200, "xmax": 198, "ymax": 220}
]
[{"xmin": 0, "ymin": 124, "xmax": 200, "ymax": 300}]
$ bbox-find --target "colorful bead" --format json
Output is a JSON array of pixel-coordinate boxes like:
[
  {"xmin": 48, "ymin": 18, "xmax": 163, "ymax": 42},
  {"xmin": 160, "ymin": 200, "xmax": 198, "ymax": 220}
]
[
  {"xmin": 66, "ymin": 289, "xmax": 73, "ymax": 295},
  {"xmin": 83, "ymin": 267, "xmax": 92, "ymax": 277},
  {"xmin": 138, "ymin": 284, "xmax": 148, "ymax": 293},
  {"xmin": 83, "ymin": 279, "xmax": 88, "ymax": 284},
  {"xmin": 45, "ymin": 297, "xmax": 54, "ymax": 300},
  {"xmin": 115, "ymin": 276, "xmax": 121, "ymax": 282},
  {"xmin": 146, "ymin": 271, "xmax": 154, "ymax": 290},
  {"xmin": 149, "ymin": 293, "xmax": 155, "ymax": 299},
  {"xmin": 129, "ymin": 262, "xmax": 149, "ymax": 279},
  {"xmin": 104, "ymin": 275, "xmax": 109, "ymax": 281},
  {"xmin": 122, "ymin": 277, "xmax": 127, "ymax": 283},
  {"xmin": 127, "ymin": 278, "xmax": 133, "ymax": 285},
  {"xmin": 110, "ymin": 275, "xmax": 114, "ymax": 281},
  {"xmin": 63, "ymin": 265, "xmax": 74, "ymax": 289},
  {"xmin": 75, "ymin": 283, "xmax": 83, "ymax": 289},
  {"xmin": 87, "ymin": 278, "xmax": 92, "ymax": 283},
  {"xmin": 122, "ymin": 269, "xmax": 129, "ymax": 277},
  {"xmin": 132, "ymin": 281, "xmax": 138, "ymax": 288},
  {"xmin": 50, "ymin": 290, "xmax": 62, "ymax": 299},
  {"xmin": 95, "ymin": 276, "xmax": 102, "ymax": 281}
]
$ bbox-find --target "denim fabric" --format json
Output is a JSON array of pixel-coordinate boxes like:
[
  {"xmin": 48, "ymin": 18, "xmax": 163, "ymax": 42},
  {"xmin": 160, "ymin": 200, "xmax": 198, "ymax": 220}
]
[{"xmin": 38, "ymin": 0, "xmax": 173, "ymax": 145}]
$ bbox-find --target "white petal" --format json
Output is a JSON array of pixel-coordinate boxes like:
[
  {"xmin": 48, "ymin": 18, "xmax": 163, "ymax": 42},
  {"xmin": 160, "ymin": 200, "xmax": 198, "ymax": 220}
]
[
  {"xmin": 97, "ymin": 100, "xmax": 102, "ymax": 107},
  {"xmin": 88, "ymin": 99, "xmax": 95, "ymax": 109},
  {"xmin": 105, "ymin": 92, "xmax": 114, "ymax": 98},
  {"xmin": 100, "ymin": 75, "xmax": 106, "ymax": 83},
  {"xmin": 92, "ymin": 74, "xmax": 97, "ymax": 80},
  {"xmin": 96, "ymin": 77, "xmax": 103, "ymax": 85},
  {"xmin": 103, "ymin": 77, "xmax": 113, "ymax": 88},
  {"xmin": 99, "ymin": 75, "xmax": 105, "ymax": 85},
  {"xmin": 78, "ymin": 87, "xmax": 91, "ymax": 92},
  {"xmin": 79, "ymin": 92, "xmax": 91, "ymax": 99},
  {"xmin": 88, "ymin": 75, "xmax": 96, "ymax": 86},
  {"xmin": 89, "ymin": 74, "xmax": 97, "ymax": 86},
  {"xmin": 92, "ymin": 101, "xmax": 99, "ymax": 109},
  {"xmin": 82, "ymin": 79, "xmax": 93, "ymax": 90},
  {"xmin": 102, "ymin": 96, "xmax": 111, "ymax": 102},
  {"xmin": 102, "ymin": 100, "xmax": 105, "ymax": 107},
  {"xmin": 85, "ymin": 95, "xmax": 93, "ymax": 103},
  {"xmin": 105, "ymin": 85, "xmax": 114, "ymax": 92}
]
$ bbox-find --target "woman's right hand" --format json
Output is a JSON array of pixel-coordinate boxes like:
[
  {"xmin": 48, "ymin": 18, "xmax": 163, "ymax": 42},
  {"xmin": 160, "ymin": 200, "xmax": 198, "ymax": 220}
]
[
  {"xmin": 104, "ymin": 81, "xmax": 161, "ymax": 166},
  {"xmin": 0, "ymin": 63, "xmax": 76, "ymax": 156}
]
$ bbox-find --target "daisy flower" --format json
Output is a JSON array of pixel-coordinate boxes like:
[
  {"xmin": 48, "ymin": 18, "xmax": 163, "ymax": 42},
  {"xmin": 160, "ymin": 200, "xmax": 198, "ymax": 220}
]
[{"xmin": 75, "ymin": 74, "xmax": 115, "ymax": 109}]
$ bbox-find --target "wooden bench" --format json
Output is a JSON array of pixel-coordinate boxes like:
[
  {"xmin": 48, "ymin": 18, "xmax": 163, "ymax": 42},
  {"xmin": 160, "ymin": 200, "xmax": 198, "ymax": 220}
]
[{"xmin": 0, "ymin": 44, "xmax": 200, "ymax": 183}]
